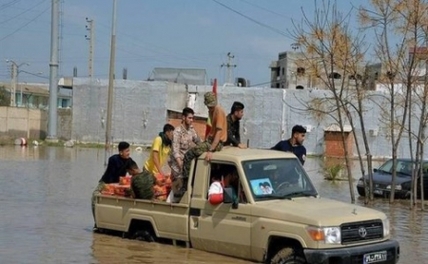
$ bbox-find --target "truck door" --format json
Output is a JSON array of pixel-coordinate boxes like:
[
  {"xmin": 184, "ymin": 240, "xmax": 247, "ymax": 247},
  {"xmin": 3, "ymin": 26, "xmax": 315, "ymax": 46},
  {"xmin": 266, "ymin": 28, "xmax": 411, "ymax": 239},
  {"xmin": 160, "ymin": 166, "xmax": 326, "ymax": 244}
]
[{"xmin": 189, "ymin": 162, "xmax": 252, "ymax": 260}]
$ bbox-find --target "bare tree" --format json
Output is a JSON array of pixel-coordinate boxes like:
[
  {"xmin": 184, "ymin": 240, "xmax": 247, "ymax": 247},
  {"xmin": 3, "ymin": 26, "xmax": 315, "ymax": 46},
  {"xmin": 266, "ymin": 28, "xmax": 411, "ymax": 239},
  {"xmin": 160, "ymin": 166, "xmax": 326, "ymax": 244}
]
[
  {"xmin": 290, "ymin": 0, "xmax": 371, "ymax": 203},
  {"xmin": 359, "ymin": 0, "xmax": 422, "ymax": 203}
]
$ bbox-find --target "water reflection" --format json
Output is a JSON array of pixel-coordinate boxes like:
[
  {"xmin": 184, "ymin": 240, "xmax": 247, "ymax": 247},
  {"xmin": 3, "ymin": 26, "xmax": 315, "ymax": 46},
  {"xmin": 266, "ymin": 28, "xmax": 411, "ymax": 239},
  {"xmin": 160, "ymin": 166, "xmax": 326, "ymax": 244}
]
[{"xmin": 0, "ymin": 146, "xmax": 426, "ymax": 263}]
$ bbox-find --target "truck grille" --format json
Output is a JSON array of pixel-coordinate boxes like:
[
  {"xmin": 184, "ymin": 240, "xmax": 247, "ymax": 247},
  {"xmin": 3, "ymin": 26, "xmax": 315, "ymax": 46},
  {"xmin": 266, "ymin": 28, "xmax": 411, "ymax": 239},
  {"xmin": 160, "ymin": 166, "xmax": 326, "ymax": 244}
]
[{"xmin": 341, "ymin": 220, "xmax": 383, "ymax": 244}]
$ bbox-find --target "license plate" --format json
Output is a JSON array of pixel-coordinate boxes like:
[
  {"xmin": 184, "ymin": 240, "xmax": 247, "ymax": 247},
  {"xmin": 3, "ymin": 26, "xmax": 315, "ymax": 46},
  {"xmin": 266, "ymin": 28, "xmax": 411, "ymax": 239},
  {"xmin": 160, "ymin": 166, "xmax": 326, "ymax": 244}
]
[
  {"xmin": 363, "ymin": 250, "xmax": 387, "ymax": 264},
  {"xmin": 373, "ymin": 189, "xmax": 383, "ymax": 195}
]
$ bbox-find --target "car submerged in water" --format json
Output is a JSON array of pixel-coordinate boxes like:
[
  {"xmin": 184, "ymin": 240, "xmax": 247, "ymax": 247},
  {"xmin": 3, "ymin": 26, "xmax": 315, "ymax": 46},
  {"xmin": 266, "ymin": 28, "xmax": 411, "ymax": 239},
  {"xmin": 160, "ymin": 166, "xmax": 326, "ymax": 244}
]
[{"xmin": 357, "ymin": 158, "xmax": 428, "ymax": 199}]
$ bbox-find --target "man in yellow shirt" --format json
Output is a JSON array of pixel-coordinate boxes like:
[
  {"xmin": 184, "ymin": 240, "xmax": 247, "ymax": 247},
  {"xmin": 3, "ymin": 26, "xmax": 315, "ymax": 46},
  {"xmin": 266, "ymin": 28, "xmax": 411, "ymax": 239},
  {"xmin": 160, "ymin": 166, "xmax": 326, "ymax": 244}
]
[
  {"xmin": 143, "ymin": 123, "xmax": 174, "ymax": 176},
  {"xmin": 134, "ymin": 124, "xmax": 174, "ymax": 201}
]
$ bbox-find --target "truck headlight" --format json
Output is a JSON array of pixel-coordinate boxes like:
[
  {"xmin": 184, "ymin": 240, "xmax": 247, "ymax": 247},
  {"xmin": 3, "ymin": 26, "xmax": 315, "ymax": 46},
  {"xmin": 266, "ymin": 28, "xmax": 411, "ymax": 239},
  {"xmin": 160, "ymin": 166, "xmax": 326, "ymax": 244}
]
[
  {"xmin": 307, "ymin": 226, "xmax": 341, "ymax": 244},
  {"xmin": 382, "ymin": 218, "xmax": 390, "ymax": 237}
]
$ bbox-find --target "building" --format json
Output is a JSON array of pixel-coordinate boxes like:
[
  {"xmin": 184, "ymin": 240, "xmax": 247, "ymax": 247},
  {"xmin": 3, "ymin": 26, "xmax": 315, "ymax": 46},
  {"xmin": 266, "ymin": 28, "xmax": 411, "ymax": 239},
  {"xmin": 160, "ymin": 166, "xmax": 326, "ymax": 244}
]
[
  {"xmin": 270, "ymin": 50, "xmax": 368, "ymax": 90},
  {"xmin": 270, "ymin": 51, "xmax": 319, "ymax": 89},
  {"xmin": 0, "ymin": 81, "xmax": 72, "ymax": 109}
]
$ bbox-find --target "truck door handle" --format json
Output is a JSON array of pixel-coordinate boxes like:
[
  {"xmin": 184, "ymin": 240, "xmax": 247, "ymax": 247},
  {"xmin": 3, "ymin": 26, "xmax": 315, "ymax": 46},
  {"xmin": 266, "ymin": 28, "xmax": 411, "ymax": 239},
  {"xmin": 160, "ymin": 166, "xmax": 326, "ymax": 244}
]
[{"xmin": 190, "ymin": 207, "xmax": 200, "ymax": 216}]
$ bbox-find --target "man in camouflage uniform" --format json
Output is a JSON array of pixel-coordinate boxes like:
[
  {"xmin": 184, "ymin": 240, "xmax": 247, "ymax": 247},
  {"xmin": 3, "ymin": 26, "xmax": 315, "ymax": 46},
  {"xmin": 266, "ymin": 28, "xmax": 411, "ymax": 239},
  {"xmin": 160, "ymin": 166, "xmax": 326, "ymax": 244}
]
[
  {"xmin": 168, "ymin": 107, "xmax": 201, "ymax": 202},
  {"xmin": 175, "ymin": 91, "xmax": 228, "ymax": 199},
  {"xmin": 126, "ymin": 160, "xmax": 154, "ymax": 199}
]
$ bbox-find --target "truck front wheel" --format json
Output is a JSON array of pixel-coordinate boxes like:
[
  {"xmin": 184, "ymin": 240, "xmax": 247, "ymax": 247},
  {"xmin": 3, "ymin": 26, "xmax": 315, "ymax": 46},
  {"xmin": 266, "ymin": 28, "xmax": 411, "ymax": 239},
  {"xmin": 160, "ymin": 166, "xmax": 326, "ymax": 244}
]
[{"xmin": 270, "ymin": 247, "xmax": 307, "ymax": 264}]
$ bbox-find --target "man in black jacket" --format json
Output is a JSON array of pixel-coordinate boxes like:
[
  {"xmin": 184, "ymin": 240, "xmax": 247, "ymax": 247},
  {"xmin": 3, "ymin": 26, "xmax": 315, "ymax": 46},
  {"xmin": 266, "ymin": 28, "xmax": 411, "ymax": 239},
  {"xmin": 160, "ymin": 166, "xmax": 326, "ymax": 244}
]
[
  {"xmin": 271, "ymin": 125, "xmax": 307, "ymax": 165},
  {"xmin": 91, "ymin": 141, "xmax": 133, "ymax": 229},
  {"xmin": 225, "ymin": 101, "xmax": 247, "ymax": 149}
]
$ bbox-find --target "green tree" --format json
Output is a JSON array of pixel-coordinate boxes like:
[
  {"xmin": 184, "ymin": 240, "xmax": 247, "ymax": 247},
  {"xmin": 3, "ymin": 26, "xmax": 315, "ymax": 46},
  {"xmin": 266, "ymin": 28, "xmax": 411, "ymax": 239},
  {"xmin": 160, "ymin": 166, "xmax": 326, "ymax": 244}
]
[{"xmin": 0, "ymin": 86, "xmax": 11, "ymax": 106}]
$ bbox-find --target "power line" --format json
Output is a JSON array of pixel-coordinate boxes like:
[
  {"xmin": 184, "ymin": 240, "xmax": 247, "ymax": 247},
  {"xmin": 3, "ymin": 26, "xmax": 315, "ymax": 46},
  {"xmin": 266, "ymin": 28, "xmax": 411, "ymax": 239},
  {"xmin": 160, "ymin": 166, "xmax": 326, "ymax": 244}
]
[
  {"xmin": 96, "ymin": 22, "xmax": 213, "ymax": 65},
  {"xmin": 0, "ymin": 0, "xmax": 21, "ymax": 11},
  {"xmin": 20, "ymin": 70, "xmax": 48, "ymax": 79},
  {"xmin": 0, "ymin": 4, "xmax": 50, "ymax": 42},
  {"xmin": 239, "ymin": 0, "xmax": 293, "ymax": 19},
  {"xmin": 211, "ymin": 0, "xmax": 291, "ymax": 39},
  {"xmin": 0, "ymin": 0, "xmax": 47, "ymax": 25}
]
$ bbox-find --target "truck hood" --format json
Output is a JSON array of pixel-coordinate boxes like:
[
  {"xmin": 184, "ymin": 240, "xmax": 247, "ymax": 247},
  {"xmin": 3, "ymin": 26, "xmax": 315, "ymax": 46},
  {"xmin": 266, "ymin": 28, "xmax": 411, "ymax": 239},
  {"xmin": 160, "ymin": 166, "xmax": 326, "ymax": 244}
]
[{"xmin": 252, "ymin": 197, "xmax": 386, "ymax": 226}]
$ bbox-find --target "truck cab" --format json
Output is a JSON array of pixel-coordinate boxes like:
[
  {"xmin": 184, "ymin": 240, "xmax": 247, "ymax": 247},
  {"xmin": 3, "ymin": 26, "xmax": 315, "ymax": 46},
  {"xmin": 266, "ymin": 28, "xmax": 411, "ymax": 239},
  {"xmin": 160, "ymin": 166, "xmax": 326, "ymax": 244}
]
[{"xmin": 95, "ymin": 147, "xmax": 400, "ymax": 264}]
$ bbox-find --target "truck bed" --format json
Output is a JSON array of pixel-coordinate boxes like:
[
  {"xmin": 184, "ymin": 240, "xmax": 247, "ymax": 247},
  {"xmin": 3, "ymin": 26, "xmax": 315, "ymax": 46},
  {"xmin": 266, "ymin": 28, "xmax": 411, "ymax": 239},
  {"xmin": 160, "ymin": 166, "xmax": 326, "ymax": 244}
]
[{"xmin": 95, "ymin": 194, "xmax": 190, "ymax": 242}]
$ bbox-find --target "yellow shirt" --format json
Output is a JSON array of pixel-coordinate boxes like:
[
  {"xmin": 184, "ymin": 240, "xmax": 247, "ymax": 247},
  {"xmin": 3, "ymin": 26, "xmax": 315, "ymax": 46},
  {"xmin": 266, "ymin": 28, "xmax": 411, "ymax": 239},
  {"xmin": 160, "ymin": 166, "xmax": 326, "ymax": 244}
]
[{"xmin": 144, "ymin": 136, "xmax": 171, "ymax": 174}]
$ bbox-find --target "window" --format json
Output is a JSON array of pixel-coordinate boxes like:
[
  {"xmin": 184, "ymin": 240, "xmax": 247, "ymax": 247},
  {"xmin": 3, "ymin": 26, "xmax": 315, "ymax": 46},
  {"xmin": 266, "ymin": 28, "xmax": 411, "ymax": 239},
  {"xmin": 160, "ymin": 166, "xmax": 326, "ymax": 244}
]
[
  {"xmin": 242, "ymin": 158, "xmax": 317, "ymax": 201},
  {"xmin": 297, "ymin": 67, "xmax": 305, "ymax": 75},
  {"xmin": 328, "ymin": 72, "xmax": 342, "ymax": 79},
  {"xmin": 208, "ymin": 163, "xmax": 247, "ymax": 204},
  {"xmin": 349, "ymin": 74, "xmax": 363, "ymax": 81},
  {"xmin": 386, "ymin": 71, "xmax": 395, "ymax": 80}
]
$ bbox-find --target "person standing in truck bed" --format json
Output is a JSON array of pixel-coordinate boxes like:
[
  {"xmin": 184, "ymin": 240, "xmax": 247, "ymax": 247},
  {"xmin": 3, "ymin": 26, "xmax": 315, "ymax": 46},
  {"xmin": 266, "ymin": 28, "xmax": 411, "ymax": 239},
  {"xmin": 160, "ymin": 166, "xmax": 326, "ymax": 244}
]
[
  {"xmin": 92, "ymin": 141, "xmax": 133, "ymax": 230},
  {"xmin": 225, "ymin": 101, "xmax": 247, "ymax": 149},
  {"xmin": 176, "ymin": 92, "xmax": 227, "ymax": 199},
  {"xmin": 168, "ymin": 107, "xmax": 201, "ymax": 202},
  {"xmin": 142, "ymin": 123, "xmax": 174, "ymax": 177}
]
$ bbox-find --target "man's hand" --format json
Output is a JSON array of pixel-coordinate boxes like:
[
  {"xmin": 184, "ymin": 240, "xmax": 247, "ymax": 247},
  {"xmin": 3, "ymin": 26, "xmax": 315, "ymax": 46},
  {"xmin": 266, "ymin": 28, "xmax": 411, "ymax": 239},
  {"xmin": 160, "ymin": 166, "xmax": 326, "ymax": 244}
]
[
  {"xmin": 205, "ymin": 151, "xmax": 213, "ymax": 161},
  {"xmin": 238, "ymin": 143, "xmax": 247, "ymax": 149},
  {"xmin": 176, "ymin": 158, "xmax": 183, "ymax": 169}
]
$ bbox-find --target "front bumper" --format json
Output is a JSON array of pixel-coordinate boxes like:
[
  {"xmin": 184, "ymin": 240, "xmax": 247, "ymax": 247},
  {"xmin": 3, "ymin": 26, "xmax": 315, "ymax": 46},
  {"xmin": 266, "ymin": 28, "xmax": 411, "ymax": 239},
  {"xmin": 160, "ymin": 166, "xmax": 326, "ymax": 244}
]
[{"xmin": 304, "ymin": 239, "xmax": 400, "ymax": 264}]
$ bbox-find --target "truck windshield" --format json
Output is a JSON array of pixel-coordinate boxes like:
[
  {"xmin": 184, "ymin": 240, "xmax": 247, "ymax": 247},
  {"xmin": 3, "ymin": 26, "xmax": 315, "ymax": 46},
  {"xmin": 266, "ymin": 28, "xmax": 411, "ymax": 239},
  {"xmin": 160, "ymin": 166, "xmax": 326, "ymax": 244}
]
[{"xmin": 242, "ymin": 158, "xmax": 317, "ymax": 201}]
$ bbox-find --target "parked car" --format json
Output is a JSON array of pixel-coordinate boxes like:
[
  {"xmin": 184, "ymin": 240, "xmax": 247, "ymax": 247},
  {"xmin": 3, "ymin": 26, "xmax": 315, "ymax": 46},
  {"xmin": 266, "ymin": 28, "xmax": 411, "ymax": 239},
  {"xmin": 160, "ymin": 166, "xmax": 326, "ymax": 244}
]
[{"xmin": 357, "ymin": 158, "xmax": 428, "ymax": 199}]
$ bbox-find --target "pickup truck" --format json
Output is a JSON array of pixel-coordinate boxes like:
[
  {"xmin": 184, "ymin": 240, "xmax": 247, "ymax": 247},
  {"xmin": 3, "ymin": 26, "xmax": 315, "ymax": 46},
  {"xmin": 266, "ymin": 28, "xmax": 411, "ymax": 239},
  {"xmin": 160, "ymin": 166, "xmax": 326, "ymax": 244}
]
[{"xmin": 94, "ymin": 147, "xmax": 400, "ymax": 264}]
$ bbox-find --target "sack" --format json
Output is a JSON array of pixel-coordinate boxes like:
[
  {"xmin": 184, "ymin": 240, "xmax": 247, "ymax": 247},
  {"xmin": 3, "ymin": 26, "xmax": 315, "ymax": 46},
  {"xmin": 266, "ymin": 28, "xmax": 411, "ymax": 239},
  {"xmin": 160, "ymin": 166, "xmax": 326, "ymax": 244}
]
[
  {"xmin": 153, "ymin": 173, "xmax": 172, "ymax": 201},
  {"xmin": 119, "ymin": 176, "xmax": 131, "ymax": 185}
]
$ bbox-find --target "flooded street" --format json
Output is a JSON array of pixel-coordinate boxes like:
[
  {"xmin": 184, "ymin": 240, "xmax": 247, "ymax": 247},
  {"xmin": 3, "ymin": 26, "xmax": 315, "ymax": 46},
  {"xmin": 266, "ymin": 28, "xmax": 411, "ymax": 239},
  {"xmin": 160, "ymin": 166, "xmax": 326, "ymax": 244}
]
[{"xmin": 0, "ymin": 146, "xmax": 426, "ymax": 263}]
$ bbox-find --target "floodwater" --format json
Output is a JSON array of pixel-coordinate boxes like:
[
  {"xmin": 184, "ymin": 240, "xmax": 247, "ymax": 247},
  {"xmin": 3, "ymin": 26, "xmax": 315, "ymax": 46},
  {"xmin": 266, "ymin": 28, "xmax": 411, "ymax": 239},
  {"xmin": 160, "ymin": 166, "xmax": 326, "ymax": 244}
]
[{"xmin": 0, "ymin": 146, "xmax": 426, "ymax": 264}]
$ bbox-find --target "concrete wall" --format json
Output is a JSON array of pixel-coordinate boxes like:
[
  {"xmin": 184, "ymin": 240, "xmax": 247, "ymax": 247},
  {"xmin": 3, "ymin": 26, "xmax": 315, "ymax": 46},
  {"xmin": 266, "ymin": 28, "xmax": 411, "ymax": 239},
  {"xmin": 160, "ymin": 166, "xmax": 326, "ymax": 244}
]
[
  {"xmin": 0, "ymin": 107, "xmax": 47, "ymax": 139},
  {"xmin": 71, "ymin": 77, "xmax": 428, "ymax": 159},
  {"xmin": 0, "ymin": 107, "xmax": 71, "ymax": 140},
  {"xmin": 57, "ymin": 108, "xmax": 72, "ymax": 140},
  {"xmin": 71, "ymin": 78, "xmax": 286, "ymax": 148}
]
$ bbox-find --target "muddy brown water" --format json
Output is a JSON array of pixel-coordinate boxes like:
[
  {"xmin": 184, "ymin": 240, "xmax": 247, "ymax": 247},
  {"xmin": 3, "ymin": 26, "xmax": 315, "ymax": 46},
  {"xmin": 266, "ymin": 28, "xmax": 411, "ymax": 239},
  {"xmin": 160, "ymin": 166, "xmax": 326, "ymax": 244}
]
[{"xmin": 0, "ymin": 146, "xmax": 426, "ymax": 263}]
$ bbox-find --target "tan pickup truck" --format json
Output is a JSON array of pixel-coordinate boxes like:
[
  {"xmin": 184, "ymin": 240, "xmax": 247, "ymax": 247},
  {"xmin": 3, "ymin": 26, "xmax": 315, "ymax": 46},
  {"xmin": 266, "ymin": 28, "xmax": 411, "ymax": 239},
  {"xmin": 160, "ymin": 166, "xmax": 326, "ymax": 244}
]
[{"xmin": 95, "ymin": 147, "xmax": 400, "ymax": 264}]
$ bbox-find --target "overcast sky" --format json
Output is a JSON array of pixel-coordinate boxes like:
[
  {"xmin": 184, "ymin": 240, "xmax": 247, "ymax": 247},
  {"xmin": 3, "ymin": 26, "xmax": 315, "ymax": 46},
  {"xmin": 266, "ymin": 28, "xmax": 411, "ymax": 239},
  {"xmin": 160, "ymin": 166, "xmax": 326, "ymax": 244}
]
[{"xmin": 0, "ymin": 0, "xmax": 364, "ymax": 87}]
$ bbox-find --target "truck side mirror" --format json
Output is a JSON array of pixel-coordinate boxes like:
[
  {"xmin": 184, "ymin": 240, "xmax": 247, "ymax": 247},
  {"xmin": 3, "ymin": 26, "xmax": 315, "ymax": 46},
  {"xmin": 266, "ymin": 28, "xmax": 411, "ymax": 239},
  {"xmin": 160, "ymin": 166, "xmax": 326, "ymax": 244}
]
[
  {"xmin": 223, "ymin": 187, "xmax": 239, "ymax": 209},
  {"xmin": 223, "ymin": 187, "xmax": 234, "ymax": 203}
]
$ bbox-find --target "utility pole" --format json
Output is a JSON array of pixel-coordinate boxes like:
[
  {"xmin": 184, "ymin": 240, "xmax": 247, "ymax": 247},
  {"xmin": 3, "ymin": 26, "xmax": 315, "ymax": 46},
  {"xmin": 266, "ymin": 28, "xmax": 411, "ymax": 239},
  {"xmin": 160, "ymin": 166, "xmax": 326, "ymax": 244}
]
[
  {"xmin": 85, "ymin": 18, "xmax": 95, "ymax": 78},
  {"xmin": 6, "ymin": 60, "xmax": 29, "ymax": 107},
  {"xmin": 10, "ymin": 64, "xmax": 16, "ymax": 106},
  {"xmin": 221, "ymin": 52, "xmax": 236, "ymax": 85},
  {"xmin": 47, "ymin": 0, "xmax": 59, "ymax": 142},
  {"xmin": 105, "ymin": 0, "xmax": 117, "ymax": 165}
]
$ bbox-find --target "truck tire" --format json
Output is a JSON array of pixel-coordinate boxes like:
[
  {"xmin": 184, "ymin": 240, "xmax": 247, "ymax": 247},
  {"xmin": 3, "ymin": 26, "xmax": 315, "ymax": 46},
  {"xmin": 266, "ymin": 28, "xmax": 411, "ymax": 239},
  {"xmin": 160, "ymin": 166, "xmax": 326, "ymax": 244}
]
[
  {"xmin": 133, "ymin": 230, "xmax": 155, "ymax": 242},
  {"xmin": 270, "ymin": 247, "xmax": 307, "ymax": 264}
]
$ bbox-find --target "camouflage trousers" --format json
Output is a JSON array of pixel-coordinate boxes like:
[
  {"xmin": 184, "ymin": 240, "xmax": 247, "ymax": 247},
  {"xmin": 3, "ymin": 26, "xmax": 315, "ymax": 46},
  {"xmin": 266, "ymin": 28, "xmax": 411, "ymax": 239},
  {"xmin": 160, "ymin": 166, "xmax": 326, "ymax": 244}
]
[
  {"xmin": 131, "ymin": 169, "xmax": 154, "ymax": 199},
  {"xmin": 91, "ymin": 181, "xmax": 105, "ymax": 224},
  {"xmin": 182, "ymin": 140, "xmax": 223, "ymax": 179}
]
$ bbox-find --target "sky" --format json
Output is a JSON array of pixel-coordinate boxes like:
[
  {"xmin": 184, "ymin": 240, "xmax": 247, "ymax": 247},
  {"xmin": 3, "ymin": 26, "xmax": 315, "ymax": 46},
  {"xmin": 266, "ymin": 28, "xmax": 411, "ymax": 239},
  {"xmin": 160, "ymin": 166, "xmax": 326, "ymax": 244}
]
[{"xmin": 0, "ymin": 0, "xmax": 367, "ymax": 87}]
